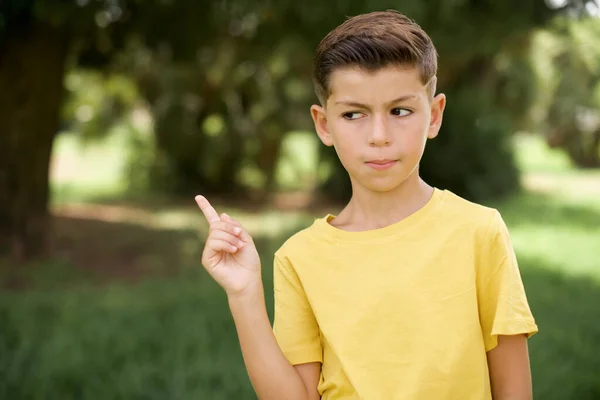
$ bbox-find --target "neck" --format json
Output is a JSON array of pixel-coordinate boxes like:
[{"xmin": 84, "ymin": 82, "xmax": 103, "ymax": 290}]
[{"xmin": 333, "ymin": 170, "xmax": 434, "ymax": 231}]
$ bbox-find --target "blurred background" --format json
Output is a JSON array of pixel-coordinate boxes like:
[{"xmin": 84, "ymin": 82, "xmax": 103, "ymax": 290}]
[{"xmin": 1, "ymin": 0, "xmax": 599, "ymax": 398}]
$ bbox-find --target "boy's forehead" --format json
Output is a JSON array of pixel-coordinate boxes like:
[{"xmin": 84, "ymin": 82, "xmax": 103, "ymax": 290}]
[{"xmin": 328, "ymin": 65, "xmax": 426, "ymax": 103}]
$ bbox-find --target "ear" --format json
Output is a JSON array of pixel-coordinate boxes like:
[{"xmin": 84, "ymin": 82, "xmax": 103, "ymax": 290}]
[
  {"xmin": 310, "ymin": 104, "xmax": 334, "ymax": 147},
  {"xmin": 427, "ymin": 93, "xmax": 446, "ymax": 140}
]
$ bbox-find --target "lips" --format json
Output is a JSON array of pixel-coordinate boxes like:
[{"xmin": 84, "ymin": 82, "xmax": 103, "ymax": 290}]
[
  {"xmin": 368, "ymin": 160, "xmax": 396, "ymax": 165},
  {"xmin": 365, "ymin": 159, "xmax": 398, "ymax": 170}
]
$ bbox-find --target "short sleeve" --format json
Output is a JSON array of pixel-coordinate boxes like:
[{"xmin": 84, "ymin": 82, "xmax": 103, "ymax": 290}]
[
  {"xmin": 476, "ymin": 210, "xmax": 539, "ymax": 352},
  {"xmin": 272, "ymin": 253, "xmax": 323, "ymax": 365}
]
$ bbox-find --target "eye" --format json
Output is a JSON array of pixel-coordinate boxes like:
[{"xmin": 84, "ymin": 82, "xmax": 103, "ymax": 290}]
[
  {"xmin": 391, "ymin": 108, "xmax": 412, "ymax": 117},
  {"xmin": 342, "ymin": 112, "xmax": 364, "ymax": 120}
]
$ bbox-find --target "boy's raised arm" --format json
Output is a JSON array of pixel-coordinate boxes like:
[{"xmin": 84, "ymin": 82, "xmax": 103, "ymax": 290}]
[
  {"xmin": 195, "ymin": 195, "xmax": 318, "ymax": 400},
  {"xmin": 228, "ymin": 287, "xmax": 321, "ymax": 400}
]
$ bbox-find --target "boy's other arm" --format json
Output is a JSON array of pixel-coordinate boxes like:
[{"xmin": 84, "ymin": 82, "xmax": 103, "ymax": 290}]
[
  {"xmin": 486, "ymin": 334, "xmax": 533, "ymax": 400},
  {"xmin": 229, "ymin": 288, "xmax": 321, "ymax": 400},
  {"xmin": 295, "ymin": 362, "xmax": 322, "ymax": 400}
]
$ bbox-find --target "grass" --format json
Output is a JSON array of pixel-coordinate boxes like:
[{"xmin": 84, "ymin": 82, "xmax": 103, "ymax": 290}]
[
  {"xmin": 1, "ymin": 133, "xmax": 599, "ymax": 399},
  {"xmin": 1, "ymin": 271, "xmax": 257, "ymax": 399},
  {"xmin": 495, "ymin": 191, "xmax": 600, "ymax": 400},
  {"xmin": 50, "ymin": 131, "xmax": 130, "ymax": 204}
]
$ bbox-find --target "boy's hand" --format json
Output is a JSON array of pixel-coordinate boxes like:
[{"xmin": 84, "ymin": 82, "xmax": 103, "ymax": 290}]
[{"xmin": 195, "ymin": 195, "xmax": 262, "ymax": 297}]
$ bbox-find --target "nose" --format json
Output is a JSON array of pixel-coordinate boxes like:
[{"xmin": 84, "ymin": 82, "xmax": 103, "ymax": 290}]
[{"xmin": 368, "ymin": 115, "xmax": 391, "ymax": 147}]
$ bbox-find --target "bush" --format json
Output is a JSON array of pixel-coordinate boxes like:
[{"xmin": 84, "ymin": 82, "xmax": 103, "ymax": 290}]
[{"xmin": 420, "ymin": 84, "xmax": 520, "ymax": 202}]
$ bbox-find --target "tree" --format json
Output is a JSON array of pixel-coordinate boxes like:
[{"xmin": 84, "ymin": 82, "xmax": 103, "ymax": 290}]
[
  {"xmin": 0, "ymin": 0, "xmax": 260, "ymax": 260},
  {"xmin": 0, "ymin": 0, "xmax": 597, "ymax": 261},
  {"xmin": 530, "ymin": 15, "xmax": 600, "ymax": 167},
  {"xmin": 0, "ymin": 2, "xmax": 74, "ymax": 260}
]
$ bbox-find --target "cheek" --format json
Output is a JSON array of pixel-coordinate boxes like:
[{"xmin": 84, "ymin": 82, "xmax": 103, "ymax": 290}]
[
  {"xmin": 329, "ymin": 125, "xmax": 364, "ymax": 168},
  {"xmin": 396, "ymin": 119, "xmax": 429, "ymax": 149},
  {"xmin": 330, "ymin": 122, "xmax": 360, "ymax": 151},
  {"xmin": 333, "ymin": 138, "xmax": 359, "ymax": 165}
]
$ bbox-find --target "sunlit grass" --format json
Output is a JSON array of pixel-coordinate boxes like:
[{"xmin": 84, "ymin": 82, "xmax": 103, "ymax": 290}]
[
  {"xmin": 513, "ymin": 133, "xmax": 574, "ymax": 173},
  {"xmin": 51, "ymin": 131, "xmax": 129, "ymax": 204},
  {"xmin": 500, "ymin": 192, "xmax": 600, "ymax": 276},
  {"xmin": 275, "ymin": 130, "xmax": 321, "ymax": 191}
]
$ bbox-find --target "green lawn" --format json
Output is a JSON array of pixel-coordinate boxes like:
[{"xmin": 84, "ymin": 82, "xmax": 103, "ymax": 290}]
[{"xmin": 1, "ymin": 133, "xmax": 599, "ymax": 399}]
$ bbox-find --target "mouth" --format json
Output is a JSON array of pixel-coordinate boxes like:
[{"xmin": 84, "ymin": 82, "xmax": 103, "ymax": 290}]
[{"xmin": 365, "ymin": 159, "xmax": 398, "ymax": 170}]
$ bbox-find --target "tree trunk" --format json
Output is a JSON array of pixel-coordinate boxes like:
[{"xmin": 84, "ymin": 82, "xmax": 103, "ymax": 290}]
[
  {"xmin": 0, "ymin": 22, "xmax": 70, "ymax": 261},
  {"xmin": 257, "ymin": 121, "xmax": 284, "ymax": 196}
]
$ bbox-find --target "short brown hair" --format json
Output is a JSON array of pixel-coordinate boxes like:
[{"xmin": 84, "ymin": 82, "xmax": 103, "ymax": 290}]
[{"xmin": 313, "ymin": 10, "xmax": 438, "ymax": 105}]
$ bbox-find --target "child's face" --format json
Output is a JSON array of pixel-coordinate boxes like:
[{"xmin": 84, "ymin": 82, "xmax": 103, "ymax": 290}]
[{"xmin": 311, "ymin": 65, "xmax": 446, "ymax": 193}]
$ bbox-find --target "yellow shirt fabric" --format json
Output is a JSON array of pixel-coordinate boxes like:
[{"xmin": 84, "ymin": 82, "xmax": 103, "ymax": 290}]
[{"xmin": 272, "ymin": 188, "xmax": 538, "ymax": 400}]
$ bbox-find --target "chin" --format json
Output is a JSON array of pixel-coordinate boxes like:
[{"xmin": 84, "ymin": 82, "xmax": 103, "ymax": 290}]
[
  {"xmin": 359, "ymin": 177, "xmax": 409, "ymax": 193},
  {"xmin": 348, "ymin": 164, "xmax": 418, "ymax": 193}
]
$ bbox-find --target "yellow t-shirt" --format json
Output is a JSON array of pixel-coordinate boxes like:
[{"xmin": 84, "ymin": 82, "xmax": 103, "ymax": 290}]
[{"xmin": 272, "ymin": 188, "xmax": 538, "ymax": 400}]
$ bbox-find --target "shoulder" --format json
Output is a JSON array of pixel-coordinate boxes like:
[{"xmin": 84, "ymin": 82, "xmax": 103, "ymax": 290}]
[
  {"xmin": 439, "ymin": 189, "xmax": 496, "ymax": 218},
  {"xmin": 438, "ymin": 190, "xmax": 516, "ymax": 259},
  {"xmin": 437, "ymin": 189, "xmax": 502, "ymax": 232},
  {"xmin": 274, "ymin": 216, "xmax": 330, "ymax": 261},
  {"xmin": 432, "ymin": 189, "xmax": 512, "ymax": 250}
]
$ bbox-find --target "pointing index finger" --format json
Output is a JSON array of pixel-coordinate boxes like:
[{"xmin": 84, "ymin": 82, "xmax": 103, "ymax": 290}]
[{"xmin": 195, "ymin": 195, "xmax": 220, "ymax": 224}]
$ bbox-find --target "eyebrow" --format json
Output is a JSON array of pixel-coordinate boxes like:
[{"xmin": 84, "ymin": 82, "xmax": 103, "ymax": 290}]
[{"xmin": 335, "ymin": 95, "xmax": 418, "ymax": 108}]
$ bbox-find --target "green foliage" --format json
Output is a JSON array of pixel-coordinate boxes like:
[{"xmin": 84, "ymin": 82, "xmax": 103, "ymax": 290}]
[
  {"xmin": 118, "ymin": 27, "xmax": 317, "ymax": 196},
  {"xmin": 4, "ymin": 0, "xmax": 600, "ymax": 203},
  {"xmin": 61, "ymin": 70, "xmax": 139, "ymax": 141},
  {"xmin": 529, "ymin": 15, "xmax": 600, "ymax": 167}
]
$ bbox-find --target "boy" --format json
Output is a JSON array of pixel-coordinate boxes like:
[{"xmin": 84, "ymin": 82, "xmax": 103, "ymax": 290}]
[{"xmin": 195, "ymin": 10, "xmax": 538, "ymax": 400}]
